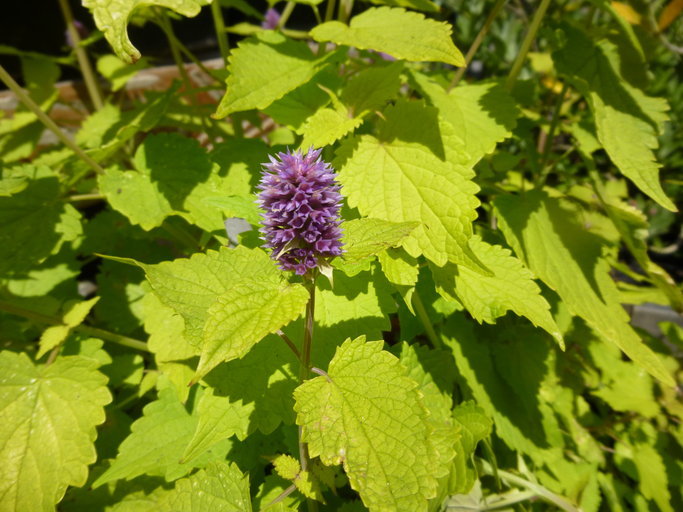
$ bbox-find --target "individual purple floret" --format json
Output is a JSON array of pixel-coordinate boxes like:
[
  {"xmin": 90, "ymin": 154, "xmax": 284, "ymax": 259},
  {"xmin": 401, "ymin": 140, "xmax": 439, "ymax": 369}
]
[
  {"xmin": 261, "ymin": 8, "xmax": 281, "ymax": 30},
  {"xmin": 257, "ymin": 149, "xmax": 344, "ymax": 276}
]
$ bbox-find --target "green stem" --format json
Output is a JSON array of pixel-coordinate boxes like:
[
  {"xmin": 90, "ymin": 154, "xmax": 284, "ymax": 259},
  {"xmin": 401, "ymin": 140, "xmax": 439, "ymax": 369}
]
[
  {"xmin": 325, "ymin": 0, "xmax": 337, "ymax": 22},
  {"xmin": 0, "ymin": 300, "xmax": 150, "ymax": 353},
  {"xmin": 505, "ymin": 0, "xmax": 552, "ymax": 90},
  {"xmin": 298, "ymin": 276, "xmax": 318, "ymax": 512},
  {"xmin": 536, "ymin": 81, "xmax": 569, "ymax": 186},
  {"xmin": 0, "ymin": 64, "xmax": 105, "ymax": 175},
  {"xmin": 67, "ymin": 193, "xmax": 105, "ymax": 202},
  {"xmin": 210, "ymin": 0, "xmax": 230, "ymax": 67},
  {"xmin": 478, "ymin": 460, "xmax": 579, "ymax": 512},
  {"xmin": 449, "ymin": 0, "xmax": 507, "ymax": 90},
  {"xmin": 58, "ymin": 0, "xmax": 103, "ymax": 110},
  {"xmin": 278, "ymin": 2, "xmax": 296, "ymax": 29},
  {"xmin": 411, "ymin": 292, "xmax": 444, "ymax": 349},
  {"xmin": 338, "ymin": 0, "xmax": 354, "ymax": 23}
]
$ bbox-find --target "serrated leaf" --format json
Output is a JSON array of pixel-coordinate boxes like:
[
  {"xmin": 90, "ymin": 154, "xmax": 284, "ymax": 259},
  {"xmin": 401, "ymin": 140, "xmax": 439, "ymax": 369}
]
[
  {"xmin": 100, "ymin": 133, "xmax": 252, "ymax": 233},
  {"xmin": 83, "ymin": 0, "xmax": 210, "ymax": 63},
  {"xmin": 342, "ymin": 62, "xmax": 404, "ymax": 117},
  {"xmin": 334, "ymin": 218, "xmax": 418, "ymax": 275},
  {"xmin": 449, "ymin": 401, "xmax": 492, "ymax": 495},
  {"xmin": 216, "ymin": 31, "xmax": 339, "ymax": 117},
  {"xmin": 94, "ymin": 385, "xmax": 229, "ymax": 487},
  {"xmin": 552, "ymin": 24, "xmax": 676, "ymax": 211},
  {"xmin": 294, "ymin": 336, "xmax": 440, "ymax": 511},
  {"xmin": 158, "ymin": 461, "xmax": 252, "ymax": 512},
  {"xmin": 195, "ymin": 279, "xmax": 309, "ymax": 380},
  {"xmin": 587, "ymin": 340, "xmax": 658, "ymax": 417},
  {"xmin": 37, "ymin": 297, "xmax": 101, "ymax": 358},
  {"xmin": 300, "ymin": 106, "xmax": 364, "ymax": 150},
  {"xmin": 411, "ymin": 73, "xmax": 519, "ymax": 167},
  {"xmin": 313, "ymin": 269, "xmax": 396, "ymax": 349},
  {"xmin": 311, "ymin": 7, "xmax": 464, "ymax": 66},
  {"xmin": 274, "ymin": 454, "xmax": 301, "ymax": 480},
  {"xmin": 494, "ymin": 190, "xmax": 673, "ymax": 386},
  {"xmin": 263, "ymin": 71, "xmax": 342, "ymax": 131},
  {"xmin": 136, "ymin": 246, "xmax": 280, "ymax": 346},
  {"xmin": 182, "ymin": 337, "xmax": 298, "ymax": 462},
  {"xmin": 431, "ymin": 236, "xmax": 564, "ymax": 348},
  {"xmin": 336, "ymin": 100, "xmax": 483, "ymax": 271},
  {"xmin": 442, "ymin": 315, "xmax": 557, "ymax": 457},
  {"xmin": 0, "ymin": 166, "xmax": 82, "ymax": 277},
  {"xmin": 0, "ymin": 352, "xmax": 111, "ymax": 511}
]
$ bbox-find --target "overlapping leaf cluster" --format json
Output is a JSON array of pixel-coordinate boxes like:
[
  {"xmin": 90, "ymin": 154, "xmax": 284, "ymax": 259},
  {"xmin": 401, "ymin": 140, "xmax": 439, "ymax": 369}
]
[{"xmin": 0, "ymin": 0, "xmax": 681, "ymax": 511}]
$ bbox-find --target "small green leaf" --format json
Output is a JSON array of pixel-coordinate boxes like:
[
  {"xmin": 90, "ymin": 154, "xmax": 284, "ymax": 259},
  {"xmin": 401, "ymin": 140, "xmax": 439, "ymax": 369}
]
[
  {"xmin": 300, "ymin": 106, "xmax": 363, "ymax": 150},
  {"xmin": 158, "ymin": 461, "xmax": 252, "ymax": 512},
  {"xmin": 195, "ymin": 279, "xmax": 309, "ymax": 380},
  {"xmin": 273, "ymin": 454, "xmax": 301, "ymax": 481},
  {"xmin": 83, "ymin": 0, "xmax": 210, "ymax": 62},
  {"xmin": 0, "ymin": 352, "xmax": 111, "ymax": 511},
  {"xmin": 311, "ymin": 7, "xmax": 464, "ymax": 66},
  {"xmin": 37, "ymin": 297, "xmax": 101, "ymax": 358},
  {"xmin": 216, "ymin": 31, "xmax": 339, "ymax": 117},
  {"xmin": 294, "ymin": 336, "xmax": 441, "ymax": 511},
  {"xmin": 431, "ymin": 236, "xmax": 564, "ymax": 348},
  {"xmin": 450, "ymin": 401, "xmax": 492, "ymax": 494}
]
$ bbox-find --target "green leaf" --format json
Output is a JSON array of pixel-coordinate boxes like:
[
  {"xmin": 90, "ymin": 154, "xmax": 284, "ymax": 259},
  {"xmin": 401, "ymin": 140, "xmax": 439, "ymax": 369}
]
[
  {"xmin": 196, "ymin": 279, "xmax": 309, "ymax": 380},
  {"xmin": 274, "ymin": 454, "xmax": 301, "ymax": 481},
  {"xmin": 300, "ymin": 106, "xmax": 364, "ymax": 150},
  {"xmin": 37, "ymin": 297, "xmax": 101, "ymax": 358},
  {"xmin": 0, "ymin": 352, "xmax": 111, "ymax": 511},
  {"xmin": 100, "ymin": 133, "xmax": 245, "ymax": 233},
  {"xmin": 341, "ymin": 62, "xmax": 404, "ymax": 117},
  {"xmin": 94, "ymin": 385, "xmax": 229, "ymax": 487},
  {"xmin": 83, "ymin": 0, "xmax": 210, "ymax": 62},
  {"xmin": 96, "ymin": 54, "xmax": 147, "ymax": 91},
  {"xmin": 215, "ymin": 31, "xmax": 339, "ymax": 117},
  {"xmin": 313, "ymin": 269, "xmax": 396, "ymax": 351},
  {"xmin": 450, "ymin": 401, "xmax": 492, "ymax": 495},
  {"xmin": 552, "ymin": 24, "xmax": 676, "ymax": 211},
  {"xmin": 442, "ymin": 315, "xmax": 558, "ymax": 457},
  {"xmin": 75, "ymin": 103, "xmax": 123, "ymax": 149},
  {"xmin": 0, "ymin": 166, "xmax": 82, "ymax": 277},
  {"xmin": 333, "ymin": 218, "xmax": 418, "ymax": 275},
  {"xmin": 182, "ymin": 338, "xmax": 297, "ymax": 462},
  {"xmin": 311, "ymin": 7, "xmax": 464, "ymax": 66},
  {"xmin": 494, "ymin": 190, "xmax": 674, "ymax": 386},
  {"xmin": 294, "ymin": 336, "xmax": 441, "ymax": 511},
  {"xmin": 411, "ymin": 73, "xmax": 519, "ymax": 167},
  {"xmin": 263, "ymin": 71, "xmax": 342, "ymax": 131},
  {"xmin": 587, "ymin": 340, "xmax": 658, "ymax": 417},
  {"xmin": 158, "ymin": 461, "xmax": 252, "ymax": 512},
  {"xmin": 336, "ymin": 100, "xmax": 483, "ymax": 270},
  {"xmin": 139, "ymin": 246, "xmax": 281, "ymax": 346},
  {"xmin": 431, "ymin": 236, "xmax": 564, "ymax": 348}
]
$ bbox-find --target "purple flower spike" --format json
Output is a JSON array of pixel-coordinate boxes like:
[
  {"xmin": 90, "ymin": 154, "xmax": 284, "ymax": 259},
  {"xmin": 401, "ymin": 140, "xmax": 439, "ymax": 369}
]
[{"xmin": 257, "ymin": 148, "xmax": 344, "ymax": 275}]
